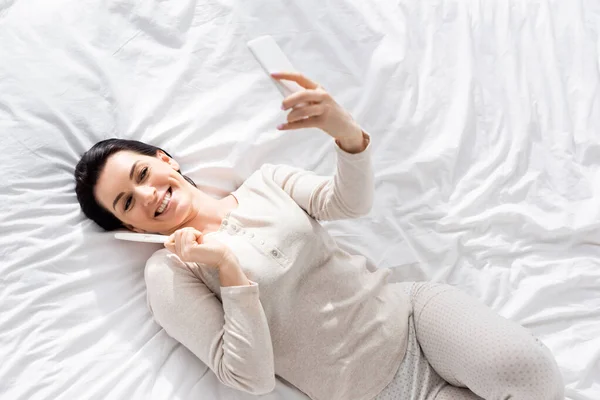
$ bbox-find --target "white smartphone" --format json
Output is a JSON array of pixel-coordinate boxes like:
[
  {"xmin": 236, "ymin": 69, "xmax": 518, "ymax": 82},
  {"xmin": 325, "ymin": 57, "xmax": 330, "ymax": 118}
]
[
  {"xmin": 114, "ymin": 232, "xmax": 170, "ymax": 244},
  {"xmin": 247, "ymin": 35, "xmax": 304, "ymax": 97}
]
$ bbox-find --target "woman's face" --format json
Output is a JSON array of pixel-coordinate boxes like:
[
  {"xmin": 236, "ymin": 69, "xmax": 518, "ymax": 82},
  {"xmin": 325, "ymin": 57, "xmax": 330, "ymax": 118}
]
[{"xmin": 94, "ymin": 150, "xmax": 196, "ymax": 235}]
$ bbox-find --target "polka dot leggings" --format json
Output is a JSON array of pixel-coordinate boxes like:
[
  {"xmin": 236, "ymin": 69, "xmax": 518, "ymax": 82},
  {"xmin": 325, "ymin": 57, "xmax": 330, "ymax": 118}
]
[{"xmin": 375, "ymin": 282, "xmax": 564, "ymax": 400}]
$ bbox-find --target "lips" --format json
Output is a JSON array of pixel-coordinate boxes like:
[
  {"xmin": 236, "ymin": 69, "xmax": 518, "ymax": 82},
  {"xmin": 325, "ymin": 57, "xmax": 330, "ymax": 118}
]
[{"xmin": 155, "ymin": 187, "xmax": 172, "ymax": 217}]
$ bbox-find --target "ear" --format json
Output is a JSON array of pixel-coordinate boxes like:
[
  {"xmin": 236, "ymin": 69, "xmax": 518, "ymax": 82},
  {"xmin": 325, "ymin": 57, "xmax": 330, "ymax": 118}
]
[
  {"xmin": 156, "ymin": 150, "xmax": 180, "ymax": 171},
  {"xmin": 125, "ymin": 224, "xmax": 145, "ymax": 233}
]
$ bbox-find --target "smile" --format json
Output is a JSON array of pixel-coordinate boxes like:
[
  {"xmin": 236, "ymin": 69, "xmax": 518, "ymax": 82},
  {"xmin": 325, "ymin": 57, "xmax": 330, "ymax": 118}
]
[{"xmin": 155, "ymin": 187, "xmax": 172, "ymax": 217}]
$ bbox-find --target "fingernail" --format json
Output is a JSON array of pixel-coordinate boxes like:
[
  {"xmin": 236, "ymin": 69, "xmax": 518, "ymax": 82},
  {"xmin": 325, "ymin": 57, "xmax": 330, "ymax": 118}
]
[
  {"xmin": 277, "ymin": 124, "xmax": 284, "ymax": 130},
  {"xmin": 281, "ymin": 103, "xmax": 286, "ymax": 110}
]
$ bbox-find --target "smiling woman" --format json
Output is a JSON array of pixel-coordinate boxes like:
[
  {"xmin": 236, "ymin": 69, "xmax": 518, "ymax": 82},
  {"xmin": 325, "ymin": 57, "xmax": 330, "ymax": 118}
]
[
  {"xmin": 75, "ymin": 139, "xmax": 201, "ymax": 233},
  {"xmin": 73, "ymin": 73, "xmax": 564, "ymax": 400}
]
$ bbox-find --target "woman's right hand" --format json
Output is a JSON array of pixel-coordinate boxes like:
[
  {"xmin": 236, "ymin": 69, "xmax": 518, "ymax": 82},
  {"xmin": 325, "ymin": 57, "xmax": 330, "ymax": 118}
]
[{"xmin": 165, "ymin": 227, "xmax": 232, "ymax": 269}]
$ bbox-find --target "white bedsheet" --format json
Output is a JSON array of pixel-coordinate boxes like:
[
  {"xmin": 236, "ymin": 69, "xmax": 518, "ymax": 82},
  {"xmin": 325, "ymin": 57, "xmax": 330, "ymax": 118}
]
[{"xmin": 1, "ymin": 0, "xmax": 598, "ymax": 399}]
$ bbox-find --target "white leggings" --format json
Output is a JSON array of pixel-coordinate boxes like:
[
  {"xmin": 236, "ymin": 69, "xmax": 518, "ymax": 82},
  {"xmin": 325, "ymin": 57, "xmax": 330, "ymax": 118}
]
[{"xmin": 375, "ymin": 282, "xmax": 564, "ymax": 400}]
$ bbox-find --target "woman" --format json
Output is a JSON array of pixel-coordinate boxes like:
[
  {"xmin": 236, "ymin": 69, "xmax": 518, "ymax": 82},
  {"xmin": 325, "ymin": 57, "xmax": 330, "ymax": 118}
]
[{"xmin": 75, "ymin": 72, "xmax": 564, "ymax": 400}]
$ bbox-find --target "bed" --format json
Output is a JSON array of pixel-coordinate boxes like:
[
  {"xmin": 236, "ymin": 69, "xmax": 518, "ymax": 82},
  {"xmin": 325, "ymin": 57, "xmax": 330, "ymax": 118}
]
[{"xmin": 1, "ymin": 0, "xmax": 598, "ymax": 399}]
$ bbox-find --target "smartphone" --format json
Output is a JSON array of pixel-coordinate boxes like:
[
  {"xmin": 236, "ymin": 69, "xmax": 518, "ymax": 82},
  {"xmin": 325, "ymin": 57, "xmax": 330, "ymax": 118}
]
[
  {"xmin": 247, "ymin": 35, "xmax": 304, "ymax": 97},
  {"xmin": 114, "ymin": 232, "xmax": 170, "ymax": 244}
]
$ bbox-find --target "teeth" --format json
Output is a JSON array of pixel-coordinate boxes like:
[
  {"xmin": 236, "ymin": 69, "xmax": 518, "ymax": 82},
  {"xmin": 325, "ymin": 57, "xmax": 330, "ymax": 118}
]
[{"xmin": 156, "ymin": 191, "xmax": 171, "ymax": 215}]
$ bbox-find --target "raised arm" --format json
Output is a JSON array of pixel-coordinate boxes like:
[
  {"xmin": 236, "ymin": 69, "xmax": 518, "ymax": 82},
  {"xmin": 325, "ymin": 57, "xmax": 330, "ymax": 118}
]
[
  {"xmin": 265, "ymin": 132, "xmax": 373, "ymax": 221},
  {"xmin": 266, "ymin": 72, "xmax": 374, "ymax": 221}
]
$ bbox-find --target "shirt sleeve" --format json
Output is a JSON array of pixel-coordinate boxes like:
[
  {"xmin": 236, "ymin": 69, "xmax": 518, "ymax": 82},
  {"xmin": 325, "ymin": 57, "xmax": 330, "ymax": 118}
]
[
  {"xmin": 265, "ymin": 132, "xmax": 374, "ymax": 221},
  {"xmin": 144, "ymin": 250, "xmax": 276, "ymax": 395}
]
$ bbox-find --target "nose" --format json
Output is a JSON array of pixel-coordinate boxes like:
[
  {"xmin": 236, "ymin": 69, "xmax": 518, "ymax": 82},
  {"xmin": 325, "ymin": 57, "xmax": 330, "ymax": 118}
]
[{"xmin": 137, "ymin": 185, "xmax": 157, "ymax": 207}]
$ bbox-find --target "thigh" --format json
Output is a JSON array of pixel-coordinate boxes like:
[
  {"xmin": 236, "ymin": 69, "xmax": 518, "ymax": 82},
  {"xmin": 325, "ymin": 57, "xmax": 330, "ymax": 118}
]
[
  {"xmin": 375, "ymin": 314, "xmax": 482, "ymax": 400},
  {"xmin": 409, "ymin": 283, "xmax": 559, "ymax": 399},
  {"xmin": 374, "ymin": 315, "xmax": 445, "ymax": 400}
]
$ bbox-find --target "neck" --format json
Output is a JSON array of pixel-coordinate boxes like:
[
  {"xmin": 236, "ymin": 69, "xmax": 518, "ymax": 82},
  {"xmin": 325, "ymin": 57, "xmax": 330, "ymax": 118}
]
[{"xmin": 172, "ymin": 188, "xmax": 237, "ymax": 235}]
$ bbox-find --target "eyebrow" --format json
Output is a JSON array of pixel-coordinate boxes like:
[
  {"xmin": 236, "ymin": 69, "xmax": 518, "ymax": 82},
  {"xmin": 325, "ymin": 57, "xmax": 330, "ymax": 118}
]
[{"xmin": 112, "ymin": 161, "xmax": 139, "ymax": 211}]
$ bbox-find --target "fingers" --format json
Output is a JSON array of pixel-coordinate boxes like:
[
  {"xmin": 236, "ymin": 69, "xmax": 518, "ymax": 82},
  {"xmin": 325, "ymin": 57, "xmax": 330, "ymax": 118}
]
[
  {"xmin": 165, "ymin": 237, "xmax": 175, "ymax": 253},
  {"xmin": 278, "ymin": 117, "xmax": 320, "ymax": 131},
  {"xmin": 175, "ymin": 230, "xmax": 183, "ymax": 256},
  {"xmin": 271, "ymin": 71, "xmax": 318, "ymax": 90},
  {"xmin": 285, "ymin": 104, "xmax": 325, "ymax": 123},
  {"xmin": 184, "ymin": 229, "xmax": 195, "ymax": 245},
  {"xmin": 270, "ymin": 72, "xmax": 334, "ymax": 132},
  {"xmin": 164, "ymin": 228, "xmax": 203, "ymax": 262},
  {"xmin": 182, "ymin": 230, "xmax": 196, "ymax": 261},
  {"xmin": 281, "ymin": 89, "xmax": 328, "ymax": 110}
]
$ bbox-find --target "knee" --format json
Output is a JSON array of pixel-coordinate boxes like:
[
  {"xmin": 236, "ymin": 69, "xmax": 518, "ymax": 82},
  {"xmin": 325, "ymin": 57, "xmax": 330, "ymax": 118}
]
[{"xmin": 490, "ymin": 338, "xmax": 564, "ymax": 400}]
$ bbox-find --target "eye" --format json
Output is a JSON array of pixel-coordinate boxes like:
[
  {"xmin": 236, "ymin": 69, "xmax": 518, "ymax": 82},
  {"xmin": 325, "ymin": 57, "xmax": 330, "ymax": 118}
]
[
  {"xmin": 139, "ymin": 167, "xmax": 148, "ymax": 182},
  {"xmin": 124, "ymin": 195, "xmax": 132, "ymax": 211}
]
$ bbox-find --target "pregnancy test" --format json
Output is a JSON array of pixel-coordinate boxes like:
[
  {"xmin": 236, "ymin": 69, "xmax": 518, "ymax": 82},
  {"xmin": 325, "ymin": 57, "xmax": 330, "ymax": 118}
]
[
  {"xmin": 247, "ymin": 35, "xmax": 304, "ymax": 97},
  {"xmin": 114, "ymin": 232, "xmax": 170, "ymax": 244}
]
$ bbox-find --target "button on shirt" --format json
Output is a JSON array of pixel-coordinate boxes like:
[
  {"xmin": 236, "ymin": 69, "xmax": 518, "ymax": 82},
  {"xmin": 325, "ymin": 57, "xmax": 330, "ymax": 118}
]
[{"xmin": 144, "ymin": 135, "xmax": 410, "ymax": 400}]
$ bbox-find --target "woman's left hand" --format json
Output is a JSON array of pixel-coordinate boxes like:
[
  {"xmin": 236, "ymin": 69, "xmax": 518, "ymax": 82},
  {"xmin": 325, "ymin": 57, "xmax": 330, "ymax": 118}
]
[{"xmin": 271, "ymin": 71, "xmax": 367, "ymax": 153}]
